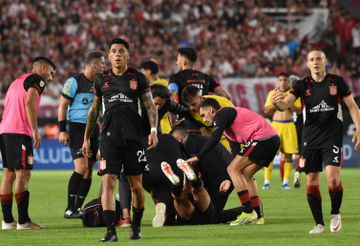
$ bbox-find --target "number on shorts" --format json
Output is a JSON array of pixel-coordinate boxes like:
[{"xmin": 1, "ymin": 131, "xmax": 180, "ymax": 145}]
[{"xmin": 137, "ymin": 149, "xmax": 147, "ymax": 163}]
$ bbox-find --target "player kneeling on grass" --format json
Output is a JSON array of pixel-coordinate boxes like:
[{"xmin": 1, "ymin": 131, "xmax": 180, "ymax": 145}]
[{"xmin": 186, "ymin": 98, "xmax": 280, "ymax": 225}]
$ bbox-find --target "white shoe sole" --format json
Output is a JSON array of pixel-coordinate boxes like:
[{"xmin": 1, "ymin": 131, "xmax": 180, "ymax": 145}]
[
  {"xmin": 176, "ymin": 159, "xmax": 196, "ymax": 181},
  {"xmin": 152, "ymin": 203, "xmax": 166, "ymax": 228}
]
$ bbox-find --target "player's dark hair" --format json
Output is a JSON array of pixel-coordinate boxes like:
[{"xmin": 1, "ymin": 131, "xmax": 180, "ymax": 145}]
[
  {"xmin": 139, "ymin": 60, "xmax": 159, "ymax": 75},
  {"xmin": 170, "ymin": 126, "xmax": 187, "ymax": 136},
  {"xmin": 32, "ymin": 56, "xmax": 56, "ymax": 70},
  {"xmin": 85, "ymin": 50, "xmax": 105, "ymax": 65},
  {"xmin": 151, "ymin": 84, "xmax": 170, "ymax": 100},
  {"xmin": 178, "ymin": 47, "xmax": 197, "ymax": 63},
  {"xmin": 109, "ymin": 38, "xmax": 130, "ymax": 50},
  {"xmin": 277, "ymin": 72, "xmax": 289, "ymax": 78},
  {"xmin": 182, "ymin": 85, "xmax": 200, "ymax": 103},
  {"xmin": 199, "ymin": 97, "xmax": 221, "ymax": 110}
]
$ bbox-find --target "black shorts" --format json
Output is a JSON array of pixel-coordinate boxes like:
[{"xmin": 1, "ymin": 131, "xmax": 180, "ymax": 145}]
[
  {"xmin": 238, "ymin": 135, "xmax": 280, "ymax": 167},
  {"xmin": 98, "ymin": 139, "xmax": 147, "ymax": 177},
  {"xmin": 69, "ymin": 122, "xmax": 99, "ymax": 161},
  {"xmin": 176, "ymin": 200, "xmax": 216, "ymax": 225},
  {"xmin": 0, "ymin": 134, "xmax": 34, "ymax": 170},
  {"xmin": 301, "ymin": 145, "xmax": 343, "ymax": 174}
]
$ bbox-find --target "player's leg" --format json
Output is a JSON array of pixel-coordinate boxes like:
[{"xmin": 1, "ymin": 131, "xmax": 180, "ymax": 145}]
[
  {"xmin": 294, "ymin": 154, "xmax": 301, "ymax": 188},
  {"xmin": 0, "ymin": 168, "xmax": 16, "ymax": 229},
  {"xmin": 116, "ymin": 171, "xmax": 132, "ymax": 227},
  {"xmin": 100, "ymin": 173, "xmax": 118, "ymax": 242},
  {"xmin": 282, "ymin": 153, "xmax": 293, "ymax": 189},
  {"xmin": 324, "ymin": 145, "xmax": 343, "ymax": 233},
  {"xmin": 262, "ymin": 162, "xmax": 273, "ymax": 190},
  {"xmin": 244, "ymin": 165, "xmax": 265, "ymax": 224}
]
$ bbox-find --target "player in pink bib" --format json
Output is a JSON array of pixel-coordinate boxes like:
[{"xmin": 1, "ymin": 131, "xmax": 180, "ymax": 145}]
[
  {"xmin": 0, "ymin": 57, "xmax": 55, "ymax": 230},
  {"xmin": 186, "ymin": 98, "xmax": 280, "ymax": 225}
]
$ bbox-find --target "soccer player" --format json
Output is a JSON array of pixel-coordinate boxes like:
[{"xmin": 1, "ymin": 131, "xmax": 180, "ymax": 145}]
[
  {"xmin": 262, "ymin": 73, "xmax": 301, "ymax": 190},
  {"xmin": 182, "ymin": 85, "xmax": 234, "ymax": 150},
  {"xmin": 82, "ymin": 38, "xmax": 158, "ymax": 242},
  {"xmin": 187, "ymin": 98, "xmax": 280, "ymax": 225},
  {"xmin": 58, "ymin": 51, "xmax": 105, "ymax": 218},
  {"xmin": 272, "ymin": 49, "xmax": 360, "ymax": 234},
  {"xmin": 0, "ymin": 57, "xmax": 56, "ymax": 230},
  {"xmin": 168, "ymin": 47, "xmax": 230, "ymax": 104},
  {"xmin": 139, "ymin": 60, "xmax": 168, "ymax": 87}
]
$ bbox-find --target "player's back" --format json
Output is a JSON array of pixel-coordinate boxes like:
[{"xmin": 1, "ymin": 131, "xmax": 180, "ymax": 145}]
[{"xmin": 0, "ymin": 73, "xmax": 42, "ymax": 136}]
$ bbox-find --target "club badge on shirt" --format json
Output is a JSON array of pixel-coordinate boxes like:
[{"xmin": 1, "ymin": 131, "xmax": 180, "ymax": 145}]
[
  {"xmin": 329, "ymin": 84, "xmax": 337, "ymax": 95},
  {"xmin": 39, "ymin": 80, "xmax": 45, "ymax": 87},
  {"xmin": 129, "ymin": 79, "xmax": 138, "ymax": 90}
]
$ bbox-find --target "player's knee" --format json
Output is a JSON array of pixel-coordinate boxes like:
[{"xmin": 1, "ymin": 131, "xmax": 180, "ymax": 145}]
[
  {"xmin": 2, "ymin": 171, "xmax": 15, "ymax": 183},
  {"xmin": 130, "ymin": 183, "xmax": 143, "ymax": 196},
  {"xmin": 327, "ymin": 176, "xmax": 340, "ymax": 188}
]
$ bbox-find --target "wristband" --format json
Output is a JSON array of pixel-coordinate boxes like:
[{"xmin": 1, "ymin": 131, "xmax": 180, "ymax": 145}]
[
  {"xmin": 150, "ymin": 127, "xmax": 158, "ymax": 134},
  {"xmin": 59, "ymin": 120, "xmax": 67, "ymax": 132}
]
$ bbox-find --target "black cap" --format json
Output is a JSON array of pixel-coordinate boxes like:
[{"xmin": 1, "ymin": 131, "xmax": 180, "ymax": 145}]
[
  {"xmin": 139, "ymin": 60, "xmax": 159, "ymax": 75},
  {"xmin": 109, "ymin": 38, "xmax": 130, "ymax": 50},
  {"xmin": 178, "ymin": 47, "xmax": 197, "ymax": 63}
]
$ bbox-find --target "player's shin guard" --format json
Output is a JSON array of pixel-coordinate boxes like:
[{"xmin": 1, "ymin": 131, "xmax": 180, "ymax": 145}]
[
  {"xmin": 0, "ymin": 193, "xmax": 14, "ymax": 223},
  {"xmin": 103, "ymin": 210, "xmax": 116, "ymax": 233},
  {"xmin": 329, "ymin": 182, "xmax": 343, "ymax": 215},
  {"xmin": 15, "ymin": 191, "xmax": 30, "ymax": 224},
  {"xmin": 283, "ymin": 161, "xmax": 292, "ymax": 184},
  {"xmin": 250, "ymin": 196, "xmax": 262, "ymax": 218},
  {"xmin": 67, "ymin": 172, "xmax": 83, "ymax": 210},
  {"xmin": 307, "ymin": 185, "xmax": 324, "ymax": 225},
  {"xmin": 279, "ymin": 160, "xmax": 285, "ymax": 181},
  {"xmin": 264, "ymin": 162, "xmax": 273, "ymax": 183},
  {"xmin": 76, "ymin": 178, "xmax": 92, "ymax": 209},
  {"xmin": 132, "ymin": 207, "xmax": 144, "ymax": 228},
  {"xmin": 237, "ymin": 190, "xmax": 252, "ymax": 213}
]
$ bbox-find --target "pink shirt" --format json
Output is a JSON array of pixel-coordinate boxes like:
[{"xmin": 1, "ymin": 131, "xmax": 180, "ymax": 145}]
[
  {"xmin": 0, "ymin": 73, "xmax": 42, "ymax": 137},
  {"xmin": 223, "ymin": 107, "xmax": 277, "ymax": 143}
]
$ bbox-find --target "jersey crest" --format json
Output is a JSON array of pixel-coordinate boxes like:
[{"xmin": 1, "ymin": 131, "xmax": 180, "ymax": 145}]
[{"xmin": 129, "ymin": 79, "xmax": 138, "ymax": 90}]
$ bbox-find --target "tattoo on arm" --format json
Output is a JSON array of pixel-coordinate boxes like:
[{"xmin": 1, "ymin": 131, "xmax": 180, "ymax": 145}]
[
  {"xmin": 142, "ymin": 91, "xmax": 158, "ymax": 129},
  {"xmin": 84, "ymin": 96, "xmax": 101, "ymax": 139}
]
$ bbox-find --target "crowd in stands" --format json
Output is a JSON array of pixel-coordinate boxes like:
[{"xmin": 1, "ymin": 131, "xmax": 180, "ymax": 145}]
[{"xmin": 0, "ymin": 0, "xmax": 360, "ymax": 105}]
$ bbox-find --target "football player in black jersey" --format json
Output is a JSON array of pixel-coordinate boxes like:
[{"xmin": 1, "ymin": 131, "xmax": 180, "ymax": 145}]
[
  {"xmin": 168, "ymin": 47, "xmax": 230, "ymax": 104},
  {"xmin": 272, "ymin": 49, "xmax": 360, "ymax": 234},
  {"xmin": 82, "ymin": 38, "xmax": 158, "ymax": 242}
]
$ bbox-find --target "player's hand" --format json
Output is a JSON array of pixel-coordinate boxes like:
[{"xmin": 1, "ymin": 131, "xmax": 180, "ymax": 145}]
[
  {"xmin": 174, "ymin": 118, "xmax": 185, "ymax": 126},
  {"xmin": 82, "ymin": 139, "xmax": 93, "ymax": 158},
  {"xmin": 59, "ymin": 131, "xmax": 70, "ymax": 145},
  {"xmin": 147, "ymin": 132, "xmax": 159, "ymax": 150},
  {"xmin": 219, "ymin": 180, "xmax": 231, "ymax": 192},
  {"xmin": 271, "ymin": 90, "xmax": 285, "ymax": 105},
  {"xmin": 352, "ymin": 129, "xmax": 360, "ymax": 150},
  {"xmin": 186, "ymin": 156, "xmax": 199, "ymax": 165},
  {"xmin": 32, "ymin": 128, "xmax": 41, "ymax": 149}
]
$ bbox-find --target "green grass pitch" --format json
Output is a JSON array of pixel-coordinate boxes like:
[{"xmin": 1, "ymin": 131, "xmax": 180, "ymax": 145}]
[{"xmin": 1, "ymin": 169, "xmax": 360, "ymax": 246}]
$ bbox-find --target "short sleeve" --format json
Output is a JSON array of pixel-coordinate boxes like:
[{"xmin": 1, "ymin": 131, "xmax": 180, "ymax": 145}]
[
  {"xmin": 337, "ymin": 76, "xmax": 351, "ymax": 98},
  {"xmin": 137, "ymin": 72, "xmax": 150, "ymax": 95},
  {"xmin": 61, "ymin": 77, "xmax": 78, "ymax": 101},
  {"xmin": 23, "ymin": 74, "xmax": 46, "ymax": 95},
  {"xmin": 208, "ymin": 75, "xmax": 220, "ymax": 92},
  {"xmin": 94, "ymin": 77, "xmax": 102, "ymax": 97},
  {"xmin": 264, "ymin": 90, "xmax": 274, "ymax": 107},
  {"xmin": 290, "ymin": 80, "xmax": 302, "ymax": 99}
]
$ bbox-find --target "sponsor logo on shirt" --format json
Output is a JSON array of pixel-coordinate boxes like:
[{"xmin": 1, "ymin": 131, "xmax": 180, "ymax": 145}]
[
  {"xmin": 103, "ymin": 81, "xmax": 110, "ymax": 88},
  {"xmin": 108, "ymin": 92, "xmax": 133, "ymax": 103},
  {"xmin": 329, "ymin": 84, "xmax": 337, "ymax": 95},
  {"xmin": 309, "ymin": 100, "xmax": 334, "ymax": 113},
  {"xmin": 305, "ymin": 89, "xmax": 311, "ymax": 96},
  {"xmin": 82, "ymin": 98, "xmax": 89, "ymax": 105}
]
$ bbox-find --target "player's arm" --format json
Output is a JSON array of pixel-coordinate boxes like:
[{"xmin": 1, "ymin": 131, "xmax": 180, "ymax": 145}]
[
  {"xmin": 142, "ymin": 90, "xmax": 159, "ymax": 150},
  {"xmin": 82, "ymin": 95, "xmax": 101, "ymax": 158},
  {"xmin": 58, "ymin": 96, "xmax": 71, "ymax": 145},
  {"xmin": 272, "ymin": 92, "xmax": 296, "ymax": 112},
  {"xmin": 167, "ymin": 100, "xmax": 205, "ymax": 128},
  {"xmin": 190, "ymin": 108, "xmax": 236, "ymax": 161},
  {"xmin": 263, "ymin": 90, "xmax": 276, "ymax": 115},
  {"xmin": 26, "ymin": 88, "xmax": 41, "ymax": 149},
  {"xmin": 213, "ymin": 86, "xmax": 231, "ymax": 100},
  {"xmin": 343, "ymin": 95, "xmax": 360, "ymax": 150}
]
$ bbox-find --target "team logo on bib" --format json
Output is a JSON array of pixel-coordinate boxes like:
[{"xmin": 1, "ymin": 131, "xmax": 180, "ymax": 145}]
[
  {"xmin": 329, "ymin": 84, "xmax": 337, "ymax": 95},
  {"xmin": 129, "ymin": 79, "xmax": 138, "ymax": 90}
]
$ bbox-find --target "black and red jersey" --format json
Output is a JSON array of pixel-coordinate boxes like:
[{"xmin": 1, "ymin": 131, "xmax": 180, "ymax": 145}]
[
  {"xmin": 94, "ymin": 68, "xmax": 150, "ymax": 141},
  {"xmin": 290, "ymin": 73, "xmax": 351, "ymax": 150},
  {"xmin": 168, "ymin": 69, "xmax": 220, "ymax": 103}
]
